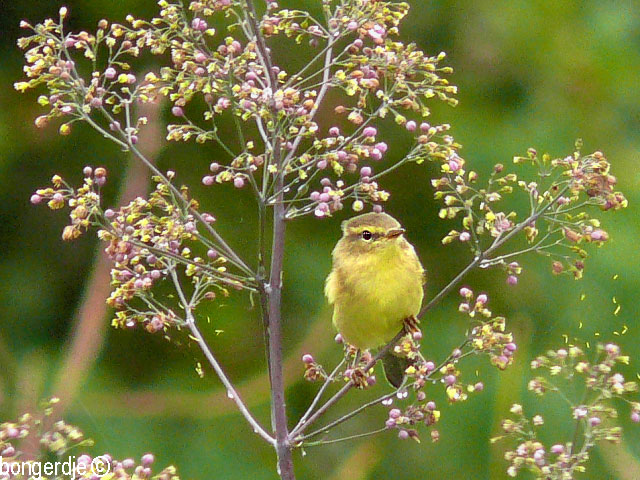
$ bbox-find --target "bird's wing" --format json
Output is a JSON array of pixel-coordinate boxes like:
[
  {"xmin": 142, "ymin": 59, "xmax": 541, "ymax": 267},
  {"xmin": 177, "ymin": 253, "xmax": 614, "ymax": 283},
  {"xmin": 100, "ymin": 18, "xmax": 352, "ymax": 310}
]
[{"xmin": 324, "ymin": 270, "xmax": 337, "ymax": 305}]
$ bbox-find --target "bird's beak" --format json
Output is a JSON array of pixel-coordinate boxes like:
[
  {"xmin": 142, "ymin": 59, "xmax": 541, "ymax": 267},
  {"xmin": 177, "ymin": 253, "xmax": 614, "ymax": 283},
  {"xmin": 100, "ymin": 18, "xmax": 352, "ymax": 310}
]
[{"xmin": 386, "ymin": 228, "xmax": 405, "ymax": 239}]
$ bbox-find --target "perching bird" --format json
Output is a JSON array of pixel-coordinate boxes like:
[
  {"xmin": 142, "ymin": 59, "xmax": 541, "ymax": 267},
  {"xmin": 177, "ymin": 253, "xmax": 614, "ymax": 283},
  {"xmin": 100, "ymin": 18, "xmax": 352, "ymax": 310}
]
[{"xmin": 325, "ymin": 212, "xmax": 425, "ymax": 387}]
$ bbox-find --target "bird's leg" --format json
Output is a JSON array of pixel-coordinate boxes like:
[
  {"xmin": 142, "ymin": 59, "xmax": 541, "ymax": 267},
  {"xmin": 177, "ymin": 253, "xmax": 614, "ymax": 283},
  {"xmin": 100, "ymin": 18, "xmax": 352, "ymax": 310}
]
[{"xmin": 403, "ymin": 314, "xmax": 421, "ymax": 336}]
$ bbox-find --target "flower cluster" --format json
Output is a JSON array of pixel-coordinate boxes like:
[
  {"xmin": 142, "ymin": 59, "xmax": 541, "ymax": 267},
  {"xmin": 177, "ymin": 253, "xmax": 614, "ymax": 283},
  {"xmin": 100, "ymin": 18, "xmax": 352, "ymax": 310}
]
[
  {"xmin": 301, "ymin": 341, "xmax": 378, "ymax": 389},
  {"xmin": 15, "ymin": 0, "xmax": 459, "ymax": 220},
  {"xmin": 0, "ymin": 398, "xmax": 91, "ymax": 459},
  {"xmin": 495, "ymin": 343, "xmax": 639, "ymax": 479},
  {"xmin": 384, "ymin": 399, "xmax": 440, "ymax": 443},
  {"xmin": 375, "ymin": 333, "xmax": 486, "ymax": 442},
  {"xmin": 0, "ymin": 398, "xmax": 179, "ymax": 480},
  {"xmin": 30, "ymin": 167, "xmax": 105, "ymax": 241},
  {"xmin": 458, "ymin": 288, "xmax": 516, "ymax": 370},
  {"xmin": 301, "ymin": 353, "xmax": 329, "ymax": 383},
  {"xmin": 528, "ymin": 343, "xmax": 638, "ymax": 402},
  {"xmin": 32, "ymin": 167, "xmax": 251, "ymax": 335},
  {"xmin": 15, "ymin": 8, "xmax": 150, "ymax": 143},
  {"xmin": 437, "ymin": 141, "xmax": 627, "ymax": 281}
]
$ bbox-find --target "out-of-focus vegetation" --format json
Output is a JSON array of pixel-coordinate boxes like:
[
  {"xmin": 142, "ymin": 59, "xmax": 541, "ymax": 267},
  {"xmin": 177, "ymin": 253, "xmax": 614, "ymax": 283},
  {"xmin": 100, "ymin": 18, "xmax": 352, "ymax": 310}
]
[{"xmin": 1, "ymin": 1, "xmax": 639, "ymax": 478}]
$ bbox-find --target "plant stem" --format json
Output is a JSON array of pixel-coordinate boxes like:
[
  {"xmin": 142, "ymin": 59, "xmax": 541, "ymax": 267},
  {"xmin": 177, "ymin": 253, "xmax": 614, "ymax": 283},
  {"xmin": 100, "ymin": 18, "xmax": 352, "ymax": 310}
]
[
  {"xmin": 302, "ymin": 427, "xmax": 388, "ymax": 447},
  {"xmin": 267, "ymin": 170, "xmax": 295, "ymax": 478},
  {"xmin": 292, "ymin": 359, "xmax": 345, "ymax": 435},
  {"xmin": 243, "ymin": 1, "xmax": 296, "ymax": 476},
  {"xmin": 169, "ymin": 268, "xmax": 274, "ymax": 445}
]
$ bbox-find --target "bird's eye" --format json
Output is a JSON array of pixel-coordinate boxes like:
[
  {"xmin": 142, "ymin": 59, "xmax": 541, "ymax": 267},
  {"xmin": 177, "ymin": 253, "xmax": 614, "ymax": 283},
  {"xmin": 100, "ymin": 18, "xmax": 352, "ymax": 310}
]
[{"xmin": 361, "ymin": 230, "xmax": 373, "ymax": 241}]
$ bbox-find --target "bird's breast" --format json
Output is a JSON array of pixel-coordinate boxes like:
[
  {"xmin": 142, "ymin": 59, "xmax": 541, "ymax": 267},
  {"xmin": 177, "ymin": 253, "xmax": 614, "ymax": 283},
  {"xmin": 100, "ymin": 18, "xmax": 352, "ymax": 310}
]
[{"xmin": 329, "ymin": 241, "xmax": 424, "ymax": 349}]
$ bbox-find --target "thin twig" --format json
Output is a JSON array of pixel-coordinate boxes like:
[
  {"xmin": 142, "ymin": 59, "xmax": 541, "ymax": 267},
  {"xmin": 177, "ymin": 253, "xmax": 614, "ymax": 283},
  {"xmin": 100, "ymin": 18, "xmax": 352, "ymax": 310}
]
[
  {"xmin": 169, "ymin": 268, "xmax": 275, "ymax": 445},
  {"xmin": 291, "ymin": 359, "xmax": 346, "ymax": 435},
  {"xmin": 302, "ymin": 427, "xmax": 388, "ymax": 448}
]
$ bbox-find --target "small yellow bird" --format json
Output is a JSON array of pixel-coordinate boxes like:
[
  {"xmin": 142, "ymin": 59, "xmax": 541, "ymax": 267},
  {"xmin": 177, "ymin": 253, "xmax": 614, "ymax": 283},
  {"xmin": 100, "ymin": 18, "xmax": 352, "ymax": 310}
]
[{"xmin": 325, "ymin": 212, "xmax": 425, "ymax": 386}]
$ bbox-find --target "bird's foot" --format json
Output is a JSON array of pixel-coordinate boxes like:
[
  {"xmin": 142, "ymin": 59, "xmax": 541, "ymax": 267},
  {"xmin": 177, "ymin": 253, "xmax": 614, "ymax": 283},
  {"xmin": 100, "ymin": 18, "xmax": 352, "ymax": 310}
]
[{"xmin": 403, "ymin": 315, "xmax": 421, "ymax": 336}]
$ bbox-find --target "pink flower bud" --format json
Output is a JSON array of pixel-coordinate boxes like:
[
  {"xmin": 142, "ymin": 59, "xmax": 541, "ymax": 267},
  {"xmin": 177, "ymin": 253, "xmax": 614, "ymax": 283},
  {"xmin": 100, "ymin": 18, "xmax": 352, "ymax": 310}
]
[
  {"xmin": 30, "ymin": 194, "xmax": 42, "ymax": 205},
  {"xmin": 406, "ymin": 120, "xmax": 417, "ymax": 132},
  {"xmin": 202, "ymin": 175, "xmax": 214, "ymax": 186},
  {"xmin": 459, "ymin": 287, "xmax": 472, "ymax": 298},
  {"xmin": 314, "ymin": 202, "xmax": 329, "ymax": 217},
  {"xmin": 302, "ymin": 354, "xmax": 314, "ymax": 364},
  {"xmin": 233, "ymin": 177, "xmax": 245, "ymax": 188},
  {"xmin": 363, "ymin": 126, "xmax": 377, "ymax": 138}
]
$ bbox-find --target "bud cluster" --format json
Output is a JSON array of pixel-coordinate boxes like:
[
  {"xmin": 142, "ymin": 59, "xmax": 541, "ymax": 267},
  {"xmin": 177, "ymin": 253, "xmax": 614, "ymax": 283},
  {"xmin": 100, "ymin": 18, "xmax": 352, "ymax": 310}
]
[
  {"xmin": 32, "ymin": 168, "xmax": 251, "ymax": 335},
  {"xmin": 0, "ymin": 398, "xmax": 179, "ymax": 480},
  {"xmin": 458, "ymin": 288, "xmax": 516, "ymax": 370},
  {"xmin": 30, "ymin": 166, "xmax": 105, "ymax": 241},
  {"xmin": 16, "ymin": 0, "xmax": 459, "ymax": 220},
  {"xmin": 437, "ymin": 141, "xmax": 627, "ymax": 281},
  {"xmin": 495, "ymin": 343, "xmax": 639, "ymax": 479}
]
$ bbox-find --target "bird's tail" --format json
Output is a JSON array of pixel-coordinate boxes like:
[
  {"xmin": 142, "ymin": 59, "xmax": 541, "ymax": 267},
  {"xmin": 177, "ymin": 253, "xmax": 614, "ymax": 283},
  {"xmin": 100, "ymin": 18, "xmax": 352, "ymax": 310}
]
[{"xmin": 381, "ymin": 349, "xmax": 410, "ymax": 388}]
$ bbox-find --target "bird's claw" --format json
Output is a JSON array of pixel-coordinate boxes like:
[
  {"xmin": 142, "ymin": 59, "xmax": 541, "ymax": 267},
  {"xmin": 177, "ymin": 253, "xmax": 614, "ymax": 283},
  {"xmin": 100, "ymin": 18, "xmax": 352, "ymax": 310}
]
[{"xmin": 403, "ymin": 315, "xmax": 421, "ymax": 336}]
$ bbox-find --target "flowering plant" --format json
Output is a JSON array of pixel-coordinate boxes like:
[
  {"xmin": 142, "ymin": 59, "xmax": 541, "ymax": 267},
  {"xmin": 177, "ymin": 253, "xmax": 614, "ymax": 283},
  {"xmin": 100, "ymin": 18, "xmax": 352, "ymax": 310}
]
[{"xmin": 15, "ymin": 1, "xmax": 633, "ymax": 478}]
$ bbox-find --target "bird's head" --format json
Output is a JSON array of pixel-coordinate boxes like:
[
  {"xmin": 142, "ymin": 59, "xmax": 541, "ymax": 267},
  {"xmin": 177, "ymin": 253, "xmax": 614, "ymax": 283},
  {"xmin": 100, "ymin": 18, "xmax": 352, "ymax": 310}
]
[{"xmin": 338, "ymin": 212, "xmax": 406, "ymax": 254}]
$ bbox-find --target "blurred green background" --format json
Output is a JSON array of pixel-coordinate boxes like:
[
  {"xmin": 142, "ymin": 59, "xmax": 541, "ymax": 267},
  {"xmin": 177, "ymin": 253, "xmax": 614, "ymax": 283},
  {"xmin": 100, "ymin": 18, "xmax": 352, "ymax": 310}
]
[{"xmin": 1, "ymin": 0, "xmax": 639, "ymax": 478}]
